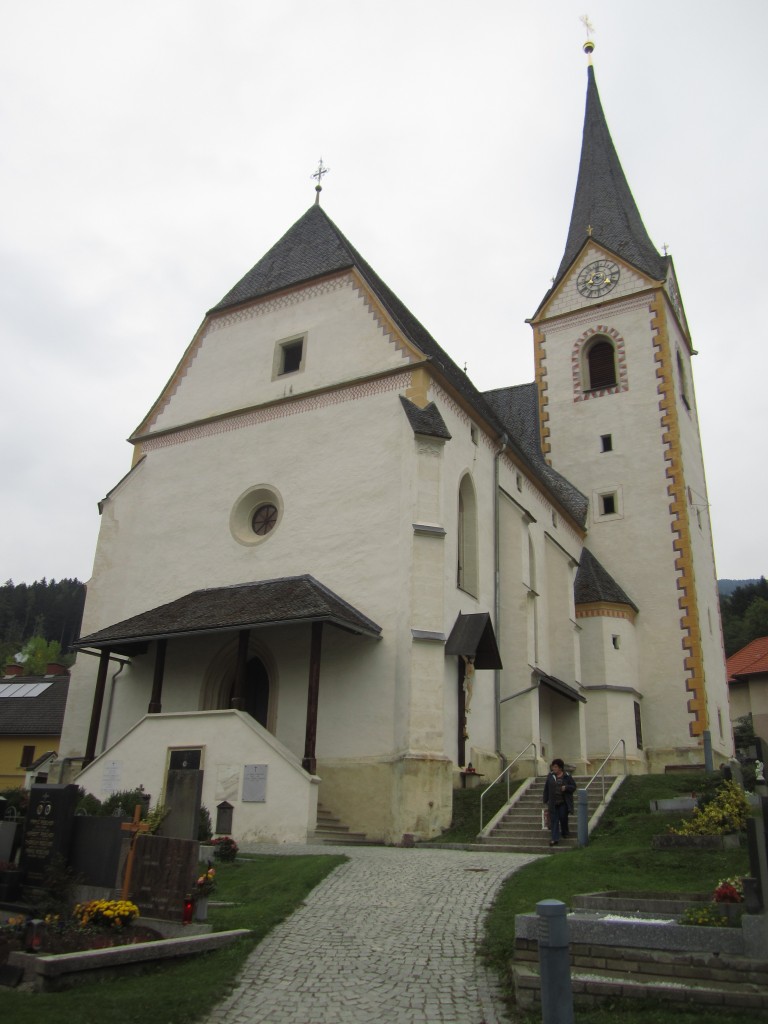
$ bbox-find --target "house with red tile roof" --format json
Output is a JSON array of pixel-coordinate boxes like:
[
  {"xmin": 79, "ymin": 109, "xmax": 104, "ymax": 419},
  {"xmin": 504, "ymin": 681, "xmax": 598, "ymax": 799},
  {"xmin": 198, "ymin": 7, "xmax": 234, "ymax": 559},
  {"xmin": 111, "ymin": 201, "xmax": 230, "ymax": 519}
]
[{"xmin": 727, "ymin": 637, "xmax": 768, "ymax": 744}]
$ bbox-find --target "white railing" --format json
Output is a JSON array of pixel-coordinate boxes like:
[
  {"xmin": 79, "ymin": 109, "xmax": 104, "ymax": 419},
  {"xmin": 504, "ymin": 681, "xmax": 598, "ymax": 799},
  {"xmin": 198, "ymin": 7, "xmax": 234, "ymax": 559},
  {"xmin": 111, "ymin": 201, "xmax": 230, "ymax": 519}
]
[
  {"xmin": 584, "ymin": 738, "xmax": 628, "ymax": 802},
  {"xmin": 480, "ymin": 741, "xmax": 538, "ymax": 831}
]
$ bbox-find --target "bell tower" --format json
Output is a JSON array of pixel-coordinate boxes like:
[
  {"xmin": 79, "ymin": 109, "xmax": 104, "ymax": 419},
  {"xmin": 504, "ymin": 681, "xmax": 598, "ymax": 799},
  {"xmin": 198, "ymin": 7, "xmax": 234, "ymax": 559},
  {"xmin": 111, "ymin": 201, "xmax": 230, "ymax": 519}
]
[{"xmin": 529, "ymin": 42, "xmax": 730, "ymax": 769}]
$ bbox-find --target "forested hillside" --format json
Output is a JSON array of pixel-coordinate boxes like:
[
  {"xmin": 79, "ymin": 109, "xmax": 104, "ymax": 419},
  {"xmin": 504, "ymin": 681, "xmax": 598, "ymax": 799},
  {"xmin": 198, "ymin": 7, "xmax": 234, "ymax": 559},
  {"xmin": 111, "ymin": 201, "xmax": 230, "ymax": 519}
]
[
  {"xmin": 0, "ymin": 578, "xmax": 85, "ymax": 669},
  {"xmin": 719, "ymin": 577, "xmax": 768, "ymax": 657}
]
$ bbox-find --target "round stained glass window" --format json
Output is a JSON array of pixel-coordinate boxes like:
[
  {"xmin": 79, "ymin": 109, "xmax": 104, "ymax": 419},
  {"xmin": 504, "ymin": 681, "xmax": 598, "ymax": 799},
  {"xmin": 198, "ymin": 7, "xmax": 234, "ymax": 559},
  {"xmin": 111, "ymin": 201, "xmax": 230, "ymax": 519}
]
[{"xmin": 251, "ymin": 503, "xmax": 278, "ymax": 536}]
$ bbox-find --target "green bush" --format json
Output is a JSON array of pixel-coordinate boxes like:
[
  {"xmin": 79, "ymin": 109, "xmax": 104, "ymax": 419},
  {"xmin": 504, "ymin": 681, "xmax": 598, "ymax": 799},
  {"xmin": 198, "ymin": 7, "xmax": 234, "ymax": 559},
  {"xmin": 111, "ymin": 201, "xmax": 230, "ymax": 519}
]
[{"xmin": 670, "ymin": 780, "xmax": 749, "ymax": 836}]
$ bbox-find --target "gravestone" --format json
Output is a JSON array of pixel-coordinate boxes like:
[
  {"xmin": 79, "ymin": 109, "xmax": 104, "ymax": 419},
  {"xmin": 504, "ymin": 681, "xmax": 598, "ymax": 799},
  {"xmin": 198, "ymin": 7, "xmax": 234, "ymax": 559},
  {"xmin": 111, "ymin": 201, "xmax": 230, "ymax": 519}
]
[
  {"xmin": 130, "ymin": 833, "xmax": 200, "ymax": 921},
  {"xmin": 0, "ymin": 821, "xmax": 19, "ymax": 863},
  {"xmin": 69, "ymin": 816, "xmax": 125, "ymax": 888},
  {"xmin": 20, "ymin": 784, "xmax": 79, "ymax": 885},
  {"xmin": 745, "ymin": 737, "xmax": 768, "ymax": 911},
  {"xmin": 159, "ymin": 770, "xmax": 203, "ymax": 841}
]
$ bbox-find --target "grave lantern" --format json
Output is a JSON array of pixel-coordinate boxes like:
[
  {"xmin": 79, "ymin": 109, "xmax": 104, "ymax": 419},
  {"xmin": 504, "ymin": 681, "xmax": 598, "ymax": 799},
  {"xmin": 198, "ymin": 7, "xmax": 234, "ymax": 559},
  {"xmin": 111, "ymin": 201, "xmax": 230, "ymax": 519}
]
[
  {"xmin": 25, "ymin": 918, "xmax": 45, "ymax": 952},
  {"xmin": 182, "ymin": 897, "xmax": 194, "ymax": 924}
]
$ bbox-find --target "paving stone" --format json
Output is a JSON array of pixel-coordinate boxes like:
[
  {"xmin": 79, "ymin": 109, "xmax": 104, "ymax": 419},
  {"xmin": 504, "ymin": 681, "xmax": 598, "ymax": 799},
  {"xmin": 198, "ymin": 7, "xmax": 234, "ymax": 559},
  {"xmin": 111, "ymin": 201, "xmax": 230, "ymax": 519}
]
[{"xmin": 202, "ymin": 843, "xmax": 538, "ymax": 1024}]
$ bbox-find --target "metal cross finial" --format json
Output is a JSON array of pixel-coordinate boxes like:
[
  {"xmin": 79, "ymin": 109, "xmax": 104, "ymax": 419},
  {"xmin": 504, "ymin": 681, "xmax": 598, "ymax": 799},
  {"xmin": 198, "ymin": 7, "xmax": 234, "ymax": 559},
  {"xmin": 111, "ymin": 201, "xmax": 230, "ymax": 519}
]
[
  {"xmin": 586, "ymin": 224, "xmax": 593, "ymax": 237},
  {"xmin": 662, "ymin": 243, "xmax": 670, "ymax": 255},
  {"xmin": 580, "ymin": 14, "xmax": 595, "ymax": 60},
  {"xmin": 312, "ymin": 158, "xmax": 330, "ymax": 205}
]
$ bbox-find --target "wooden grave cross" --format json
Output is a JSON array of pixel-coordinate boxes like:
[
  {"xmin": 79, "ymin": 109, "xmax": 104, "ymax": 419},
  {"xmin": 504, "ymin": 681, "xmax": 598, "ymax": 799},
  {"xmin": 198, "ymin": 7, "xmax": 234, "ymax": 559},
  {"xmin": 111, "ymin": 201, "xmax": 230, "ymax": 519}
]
[{"xmin": 119, "ymin": 804, "xmax": 150, "ymax": 900}]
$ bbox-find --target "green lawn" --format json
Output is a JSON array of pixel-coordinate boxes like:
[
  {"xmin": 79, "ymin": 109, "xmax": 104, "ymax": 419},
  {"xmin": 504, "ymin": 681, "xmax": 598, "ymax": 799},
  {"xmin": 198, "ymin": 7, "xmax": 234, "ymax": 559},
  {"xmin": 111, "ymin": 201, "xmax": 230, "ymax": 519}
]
[
  {"xmin": 482, "ymin": 772, "xmax": 753, "ymax": 1024},
  {"xmin": 2, "ymin": 853, "xmax": 345, "ymax": 1024}
]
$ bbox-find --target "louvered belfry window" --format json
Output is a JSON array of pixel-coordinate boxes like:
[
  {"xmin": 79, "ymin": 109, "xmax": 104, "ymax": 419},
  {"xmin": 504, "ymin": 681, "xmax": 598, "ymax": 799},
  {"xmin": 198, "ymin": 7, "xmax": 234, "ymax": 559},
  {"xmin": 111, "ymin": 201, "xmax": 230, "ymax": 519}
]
[{"xmin": 587, "ymin": 339, "xmax": 617, "ymax": 390}]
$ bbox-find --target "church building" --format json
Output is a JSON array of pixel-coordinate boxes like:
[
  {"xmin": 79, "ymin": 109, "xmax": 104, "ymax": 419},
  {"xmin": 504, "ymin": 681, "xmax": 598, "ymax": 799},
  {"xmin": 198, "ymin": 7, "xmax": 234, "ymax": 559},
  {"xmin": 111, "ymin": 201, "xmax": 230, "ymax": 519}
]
[{"xmin": 57, "ymin": 50, "xmax": 731, "ymax": 845}]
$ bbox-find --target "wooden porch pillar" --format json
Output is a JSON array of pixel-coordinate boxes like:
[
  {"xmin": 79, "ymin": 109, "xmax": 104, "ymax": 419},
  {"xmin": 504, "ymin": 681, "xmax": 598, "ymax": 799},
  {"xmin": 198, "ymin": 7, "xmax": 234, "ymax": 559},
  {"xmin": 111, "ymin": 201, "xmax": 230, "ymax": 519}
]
[
  {"xmin": 84, "ymin": 648, "xmax": 111, "ymax": 766},
  {"xmin": 147, "ymin": 638, "xmax": 167, "ymax": 713},
  {"xmin": 457, "ymin": 657, "xmax": 467, "ymax": 768},
  {"xmin": 230, "ymin": 629, "xmax": 249, "ymax": 710},
  {"xmin": 302, "ymin": 622, "xmax": 323, "ymax": 774}
]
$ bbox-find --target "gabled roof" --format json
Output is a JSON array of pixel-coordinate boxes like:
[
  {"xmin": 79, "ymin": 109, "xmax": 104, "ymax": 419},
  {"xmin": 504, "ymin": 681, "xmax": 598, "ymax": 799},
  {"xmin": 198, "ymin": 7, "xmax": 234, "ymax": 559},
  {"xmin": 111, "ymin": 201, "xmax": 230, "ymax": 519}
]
[
  {"xmin": 727, "ymin": 636, "xmax": 768, "ymax": 682},
  {"xmin": 207, "ymin": 203, "xmax": 589, "ymax": 529},
  {"xmin": 552, "ymin": 66, "xmax": 668, "ymax": 293},
  {"xmin": 0, "ymin": 677, "xmax": 69, "ymax": 736},
  {"xmin": 75, "ymin": 575, "xmax": 382, "ymax": 649},
  {"xmin": 574, "ymin": 548, "xmax": 638, "ymax": 611}
]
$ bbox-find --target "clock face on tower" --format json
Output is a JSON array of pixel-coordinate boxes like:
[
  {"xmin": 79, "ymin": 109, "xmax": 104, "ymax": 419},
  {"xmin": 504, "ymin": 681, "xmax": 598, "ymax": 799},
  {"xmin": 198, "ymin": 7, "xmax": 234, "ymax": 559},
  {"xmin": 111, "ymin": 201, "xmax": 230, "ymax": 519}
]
[{"xmin": 577, "ymin": 259, "xmax": 620, "ymax": 298}]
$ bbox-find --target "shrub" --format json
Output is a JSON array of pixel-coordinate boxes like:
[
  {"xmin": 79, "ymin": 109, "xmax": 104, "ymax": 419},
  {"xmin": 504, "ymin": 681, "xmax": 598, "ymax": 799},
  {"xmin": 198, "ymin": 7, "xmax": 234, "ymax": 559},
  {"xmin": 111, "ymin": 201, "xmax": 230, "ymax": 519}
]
[
  {"xmin": 669, "ymin": 780, "xmax": 749, "ymax": 836},
  {"xmin": 199, "ymin": 805, "xmax": 213, "ymax": 842},
  {"xmin": 100, "ymin": 787, "xmax": 150, "ymax": 818},
  {"xmin": 212, "ymin": 836, "xmax": 238, "ymax": 861}
]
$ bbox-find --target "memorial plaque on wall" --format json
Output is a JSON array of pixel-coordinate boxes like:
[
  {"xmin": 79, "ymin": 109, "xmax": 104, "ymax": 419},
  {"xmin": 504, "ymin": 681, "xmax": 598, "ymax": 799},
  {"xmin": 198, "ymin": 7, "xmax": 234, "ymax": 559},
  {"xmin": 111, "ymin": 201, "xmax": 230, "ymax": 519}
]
[
  {"xmin": 131, "ymin": 833, "xmax": 199, "ymax": 921},
  {"xmin": 20, "ymin": 784, "xmax": 79, "ymax": 885},
  {"xmin": 243, "ymin": 764, "xmax": 268, "ymax": 802}
]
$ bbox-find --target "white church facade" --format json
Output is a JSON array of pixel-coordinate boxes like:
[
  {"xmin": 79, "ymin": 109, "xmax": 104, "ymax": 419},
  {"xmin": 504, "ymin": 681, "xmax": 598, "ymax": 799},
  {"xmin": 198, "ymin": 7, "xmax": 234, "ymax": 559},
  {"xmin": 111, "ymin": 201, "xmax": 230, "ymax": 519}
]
[{"xmin": 57, "ymin": 59, "xmax": 731, "ymax": 845}]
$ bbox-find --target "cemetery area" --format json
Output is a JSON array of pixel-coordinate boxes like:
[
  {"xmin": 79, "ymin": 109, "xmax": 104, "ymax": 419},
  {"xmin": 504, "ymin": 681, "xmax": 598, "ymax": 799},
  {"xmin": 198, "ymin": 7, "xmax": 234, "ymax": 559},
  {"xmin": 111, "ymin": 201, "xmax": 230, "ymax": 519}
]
[
  {"xmin": 483, "ymin": 769, "xmax": 763, "ymax": 1021},
  {"xmin": 0, "ymin": 778, "xmax": 343, "ymax": 998}
]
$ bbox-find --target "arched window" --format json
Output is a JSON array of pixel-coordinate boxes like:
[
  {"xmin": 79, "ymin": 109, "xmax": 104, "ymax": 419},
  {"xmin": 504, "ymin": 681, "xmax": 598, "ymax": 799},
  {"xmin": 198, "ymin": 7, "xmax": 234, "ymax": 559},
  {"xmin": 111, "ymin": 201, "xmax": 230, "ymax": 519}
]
[
  {"xmin": 457, "ymin": 474, "xmax": 478, "ymax": 597},
  {"xmin": 586, "ymin": 338, "xmax": 617, "ymax": 390}
]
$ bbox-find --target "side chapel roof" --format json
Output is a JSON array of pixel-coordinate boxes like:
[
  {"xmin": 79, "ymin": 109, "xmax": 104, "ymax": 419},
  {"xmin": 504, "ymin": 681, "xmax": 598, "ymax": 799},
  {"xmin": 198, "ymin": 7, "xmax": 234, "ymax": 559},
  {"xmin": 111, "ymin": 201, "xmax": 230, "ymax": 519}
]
[
  {"xmin": 552, "ymin": 65, "xmax": 668, "ymax": 293},
  {"xmin": 574, "ymin": 547, "xmax": 638, "ymax": 611},
  {"xmin": 209, "ymin": 204, "xmax": 588, "ymax": 528}
]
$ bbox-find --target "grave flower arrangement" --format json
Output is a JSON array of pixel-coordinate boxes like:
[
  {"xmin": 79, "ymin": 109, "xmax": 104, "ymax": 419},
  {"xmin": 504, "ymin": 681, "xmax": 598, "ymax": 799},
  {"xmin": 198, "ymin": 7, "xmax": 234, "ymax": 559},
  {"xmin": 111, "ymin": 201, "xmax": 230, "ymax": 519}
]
[
  {"xmin": 195, "ymin": 864, "xmax": 216, "ymax": 896},
  {"xmin": 74, "ymin": 898, "xmax": 140, "ymax": 929},
  {"xmin": 211, "ymin": 836, "xmax": 239, "ymax": 861},
  {"xmin": 712, "ymin": 876, "xmax": 744, "ymax": 904}
]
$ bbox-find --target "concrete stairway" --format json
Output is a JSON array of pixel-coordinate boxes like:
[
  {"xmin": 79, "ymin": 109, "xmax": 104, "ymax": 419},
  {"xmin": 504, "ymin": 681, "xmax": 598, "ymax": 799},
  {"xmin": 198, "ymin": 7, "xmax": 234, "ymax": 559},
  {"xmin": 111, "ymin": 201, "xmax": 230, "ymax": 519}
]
[
  {"xmin": 310, "ymin": 802, "xmax": 369, "ymax": 845},
  {"xmin": 478, "ymin": 775, "xmax": 618, "ymax": 853}
]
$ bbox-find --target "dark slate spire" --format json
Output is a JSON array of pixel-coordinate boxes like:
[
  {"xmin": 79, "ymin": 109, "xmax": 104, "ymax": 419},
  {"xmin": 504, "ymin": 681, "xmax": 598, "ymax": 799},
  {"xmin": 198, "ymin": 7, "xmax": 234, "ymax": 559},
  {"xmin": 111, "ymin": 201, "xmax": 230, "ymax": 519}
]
[{"xmin": 555, "ymin": 66, "xmax": 668, "ymax": 285}]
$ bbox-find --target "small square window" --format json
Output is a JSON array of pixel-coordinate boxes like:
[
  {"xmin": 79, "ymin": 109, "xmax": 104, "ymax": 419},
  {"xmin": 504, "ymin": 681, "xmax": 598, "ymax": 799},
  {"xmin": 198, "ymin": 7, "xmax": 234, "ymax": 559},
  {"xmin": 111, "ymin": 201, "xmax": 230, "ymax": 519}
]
[
  {"xmin": 600, "ymin": 434, "xmax": 613, "ymax": 452},
  {"xmin": 279, "ymin": 339, "xmax": 304, "ymax": 375},
  {"xmin": 601, "ymin": 494, "xmax": 616, "ymax": 516},
  {"xmin": 20, "ymin": 744, "xmax": 35, "ymax": 768}
]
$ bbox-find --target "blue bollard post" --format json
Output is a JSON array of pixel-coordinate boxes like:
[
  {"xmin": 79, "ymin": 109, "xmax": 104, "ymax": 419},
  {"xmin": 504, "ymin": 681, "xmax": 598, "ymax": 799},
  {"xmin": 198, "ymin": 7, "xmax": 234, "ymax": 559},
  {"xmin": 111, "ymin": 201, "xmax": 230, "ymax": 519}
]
[
  {"xmin": 577, "ymin": 788, "xmax": 589, "ymax": 847},
  {"xmin": 537, "ymin": 899, "xmax": 574, "ymax": 1024}
]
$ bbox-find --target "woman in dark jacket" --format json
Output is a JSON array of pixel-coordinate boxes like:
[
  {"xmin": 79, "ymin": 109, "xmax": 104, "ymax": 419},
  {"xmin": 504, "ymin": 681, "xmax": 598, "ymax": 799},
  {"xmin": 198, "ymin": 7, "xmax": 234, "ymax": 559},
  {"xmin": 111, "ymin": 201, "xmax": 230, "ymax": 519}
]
[{"xmin": 543, "ymin": 758, "xmax": 576, "ymax": 846}]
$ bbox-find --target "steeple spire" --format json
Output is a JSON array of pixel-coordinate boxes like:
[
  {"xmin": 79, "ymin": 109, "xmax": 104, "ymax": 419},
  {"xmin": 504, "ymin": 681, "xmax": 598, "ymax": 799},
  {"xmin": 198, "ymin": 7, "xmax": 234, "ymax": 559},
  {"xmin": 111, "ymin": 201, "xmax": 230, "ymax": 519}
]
[{"xmin": 555, "ymin": 65, "xmax": 667, "ymax": 285}]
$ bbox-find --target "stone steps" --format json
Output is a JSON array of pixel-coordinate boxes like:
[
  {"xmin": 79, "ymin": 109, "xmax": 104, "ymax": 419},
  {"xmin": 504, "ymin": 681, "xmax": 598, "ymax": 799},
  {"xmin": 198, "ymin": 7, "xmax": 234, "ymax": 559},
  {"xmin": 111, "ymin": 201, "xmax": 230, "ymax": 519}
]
[
  {"xmin": 478, "ymin": 775, "xmax": 616, "ymax": 853},
  {"xmin": 310, "ymin": 802, "xmax": 369, "ymax": 845}
]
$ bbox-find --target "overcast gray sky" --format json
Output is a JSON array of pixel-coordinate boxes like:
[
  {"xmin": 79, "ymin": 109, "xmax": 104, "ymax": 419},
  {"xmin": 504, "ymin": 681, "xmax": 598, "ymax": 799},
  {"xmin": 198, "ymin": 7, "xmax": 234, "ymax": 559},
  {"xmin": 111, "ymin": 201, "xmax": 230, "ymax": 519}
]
[{"xmin": 1, "ymin": 1, "xmax": 765, "ymax": 585}]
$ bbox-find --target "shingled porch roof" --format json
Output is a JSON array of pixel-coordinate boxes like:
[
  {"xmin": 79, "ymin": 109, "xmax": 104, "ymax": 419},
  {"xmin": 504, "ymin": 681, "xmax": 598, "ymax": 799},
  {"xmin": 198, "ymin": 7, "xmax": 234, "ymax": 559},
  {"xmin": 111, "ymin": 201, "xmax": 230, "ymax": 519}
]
[{"xmin": 75, "ymin": 575, "xmax": 382, "ymax": 651}]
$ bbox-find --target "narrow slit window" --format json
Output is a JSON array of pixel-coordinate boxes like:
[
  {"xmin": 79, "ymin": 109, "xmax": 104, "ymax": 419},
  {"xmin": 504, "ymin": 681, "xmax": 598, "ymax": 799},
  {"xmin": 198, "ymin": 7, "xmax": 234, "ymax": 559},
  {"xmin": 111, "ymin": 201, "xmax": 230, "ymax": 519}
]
[
  {"xmin": 600, "ymin": 434, "xmax": 613, "ymax": 452},
  {"xmin": 601, "ymin": 493, "xmax": 616, "ymax": 516}
]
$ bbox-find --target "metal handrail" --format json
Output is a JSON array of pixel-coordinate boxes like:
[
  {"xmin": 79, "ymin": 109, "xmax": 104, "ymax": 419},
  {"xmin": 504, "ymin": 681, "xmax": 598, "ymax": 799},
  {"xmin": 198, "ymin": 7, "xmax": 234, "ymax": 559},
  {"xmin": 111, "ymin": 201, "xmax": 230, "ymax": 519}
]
[
  {"xmin": 583, "ymin": 738, "xmax": 628, "ymax": 802},
  {"xmin": 480, "ymin": 741, "xmax": 538, "ymax": 832}
]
